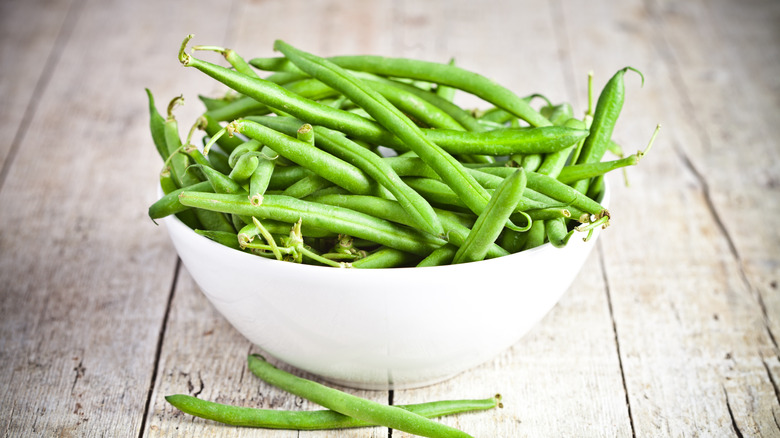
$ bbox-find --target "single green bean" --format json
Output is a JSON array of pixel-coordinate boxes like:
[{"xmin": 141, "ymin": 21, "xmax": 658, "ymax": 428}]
[
  {"xmin": 350, "ymin": 247, "xmax": 420, "ymax": 269},
  {"xmin": 149, "ymin": 181, "xmax": 213, "ymax": 220},
  {"xmin": 417, "ymin": 244, "xmax": 458, "ymax": 267},
  {"xmin": 178, "ymin": 192, "xmax": 446, "ymax": 256},
  {"xmin": 522, "ymin": 220, "xmax": 547, "ymax": 250},
  {"xmin": 572, "ymin": 66, "xmax": 643, "ymax": 193},
  {"xmin": 247, "ymin": 354, "xmax": 475, "ymax": 438},
  {"xmin": 281, "ymin": 174, "xmax": 333, "ymax": 198},
  {"xmin": 249, "ymin": 146, "xmax": 278, "ymax": 205},
  {"xmin": 165, "ymin": 393, "xmax": 500, "ymax": 430},
  {"xmin": 453, "ymin": 169, "xmax": 528, "ymax": 264},
  {"xmin": 145, "ymin": 89, "xmax": 168, "ymax": 160},
  {"xmin": 195, "ymin": 230, "xmax": 243, "ymax": 251},
  {"xmin": 228, "ymin": 153, "xmax": 259, "ymax": 185},
  {"xmin": 545, "ymin": 217, "xmax": 573, "ymax": 248}
]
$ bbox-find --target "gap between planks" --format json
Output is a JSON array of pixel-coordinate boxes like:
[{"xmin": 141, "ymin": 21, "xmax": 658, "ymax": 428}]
[
  {"xmin": 642, "ymin": 0, "xmax": 780, "ymax": 354},
  {"xmin": 138, "ymin": 258, "xmax": 181, "ymax": 438}
]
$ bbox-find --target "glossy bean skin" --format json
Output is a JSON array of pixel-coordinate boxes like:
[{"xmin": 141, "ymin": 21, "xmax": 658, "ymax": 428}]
[
  {"xmin": 453, "ymin": 169, "xmax": 527, "ymax": 264},
  {"xmin": 229, "ymin": 119, "xmax": 375, "ymax": 195},
  {"xmin": 247, "ymin": 354, "xmax": 475, "ymax": 438},
  {"xmin": 195, "ymin": 230, "xmax": 243, "ymax": 250},
  {"xmin": 545, "ymin": 217, "xmax": 573, "ymax": 248},
  {"xmin": 247, "ymin": 53, "xmax": 552, "ymax": 127},
  {"xmin": 246, "ymin": 116, "xmax": 444, "ymax": 236},
  {"xmin": 417, "ymin": 244, "xmax": 458, "ymax": 267},
  {"xmin": 177, "ymin": 192, "xmax": 445, "ymax": 256},
  {"xmin": 474, "ymin": 167, "xmax": 607, "ymax": 217},
  {"xmin": 273, "ymin": 39, "xmax": 492, "ymax": 219},
  {"xmin": 306, "ymin": 193, "xmax": 508, "ymax": 259},
  {"xmin": 350, "ymin": 247, "xmax": 420, "ymax": 269},
  {"xmin": 145, "ymin": 89, "xmax": 169, "ymax": 160},
  {"xmin": 572, "ymin": 67, "xmax": 642, "ymax": 193},
  {"xmin": 148, "ymin": 180, "xmax": 213, "ymax": 220},
  {"xmin": 165, "ymin": 393, "xmax": 499, "ymax": 430}
]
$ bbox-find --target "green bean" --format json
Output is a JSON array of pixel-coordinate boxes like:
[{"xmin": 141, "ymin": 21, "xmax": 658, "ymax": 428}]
[
  {"xmin": 163, "ymin": 97, "xmax": 197, "ymax": 188},
  {"xmin": 223, "ymin": 119, "xmax": 375, "ymax": 195},
  {"xmin": 453, "ymin": 169, "xmax": 527, "ymax": 264},
  {"xmin": 361, "ymin": 76, "xmax": 464, "ymax": 130},
  {"xmin": 435, "ymin": 58, "xmax": 458, "ymax": 101},
  {"xmin": 203, "ymin": 114, "xmax": 244, "ymax": 153},
  {"xmin": 268, "ymin": 165, "xmax": 313, "ymax": 190},
  {"xmin": 195, "ymin": 229, "xmax": 243, "ymax": 250},
  {"xmin": 178, "ymin": 192, "xmax": 446, "ymax": 256},
  {"xmin": 228, "ymin": 139, "xmax": 262, "ymax": 167},
  {"xmin": 165, "ymin": 393, "xmax": 500, "ymax": 430},
  {"xmin": 198, "ymin": 164, "xmax": 245, "ymax": 195},
  {"xmin": 228, "ymin": 153, "xmax": 259, "ymax": 185},
  {"xmin": 522, "ymin": 220, "xmax": 547, "ymax": 250},
  {"xmin": 497, "ymin": 228, "xmax": 528, "ymax": 254},
  {"xmin": 556, "ymin": 123, "xmax": 658, "ymax": 184},
  {"xmin": 198, "ymin": 94, "xmax": 234, "ymax": 112},
  {"xmin": 282, "ymin": 174, "xmax": 332, "ymax": 198},
  {"xmin": 423, "ymin": 126, "xmax": 588, "ymax": 156},
  {"xmin": 159, "ymin": 167, "xmax": 178, "ymax": 195},
  {"xmin": 545, "ymin": 217, "xmax": 573, "ymax": 248},
  {"xmin": 249, "ymin": 54, "xmax": 552, "ymax": 128},
  {"xmin": 376, "ymin": 76, "xmax": 484, "ymax": 132},
  {"xmin": 245, "ymin": 116, "xmax": 444, "ymax": 236},
  {"xmin": 249, "ymin": 146, "xmax": 278, "ymax": 205},
  {"xmin": 193, "ymin": 45, "xmax": 259, "ymax": 78},
  {"xmin": 513, "ymin": 154, "xmax": 543, "ymax": 172},
  {"xmin": 572, "ymin": 66, "xmax": 643, "ymax": 194},
  {"xmin": 274, "ymin": 40, "xmax": 493, "ymax": 220},
  {"xmin": 350, "ymin": 247, "xmax": 420, "ymax": 269},
  {"xmin": 148, "ymin": 181, "xmax": 213, "ymax": 220},
  {"xmin": 417, "ymin": 244, "xmax": 458, "ymax": 267},
  {"xmin": 207, "ymin": 148, "xmax": 233, "ymax": 175},
  {"xmin": 145, "ymin": 89, "xmax": 169, "ymax": 160},
  {"xmin": 474, "ymin": 168, "xmax": 607, "ymax": 217},
  {"xmin": 247, "ymin": 354, "xmax": 475, "ymax": 438}
]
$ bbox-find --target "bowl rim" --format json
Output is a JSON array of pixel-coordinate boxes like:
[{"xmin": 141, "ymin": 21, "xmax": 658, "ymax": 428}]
[{"xmin": 160, "ymin": 179, "xmax": 610, "ymax": 273}]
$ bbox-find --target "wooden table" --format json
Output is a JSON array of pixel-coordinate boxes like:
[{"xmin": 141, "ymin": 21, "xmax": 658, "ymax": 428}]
[{"xmin": 2, "ymin": 0, "xmax": 778, "ymax": 436}]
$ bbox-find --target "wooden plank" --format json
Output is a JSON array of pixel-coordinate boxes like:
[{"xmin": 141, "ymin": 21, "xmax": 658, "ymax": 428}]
[
  {"xmin": 562, "ymin": 0, "xmax": 780, "ymax": 435},
  {"xmin": 0, "ymin": 0, "xmax": 232, "ymax": 435},
  {"xmin": 145, "ymin": 1, "xmax": 397, "ymax": 436},
  {"xmin": 0, "ymin": 0, "xmax": 74, "ymax": 173},
  {"xmin": 145, "ymin": 270, "xmax": 389, "ymax": 438}
]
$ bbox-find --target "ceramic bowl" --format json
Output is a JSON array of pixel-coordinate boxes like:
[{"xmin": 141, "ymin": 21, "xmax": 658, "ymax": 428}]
[{"xmin": 162, "ymin": 184, "xmax": 609, "ymax": 390}]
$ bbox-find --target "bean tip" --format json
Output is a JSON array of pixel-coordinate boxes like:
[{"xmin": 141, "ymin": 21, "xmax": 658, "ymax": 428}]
[{"xmin": 179, "ymin": 34, "xmax": 194, "ymax": 66}]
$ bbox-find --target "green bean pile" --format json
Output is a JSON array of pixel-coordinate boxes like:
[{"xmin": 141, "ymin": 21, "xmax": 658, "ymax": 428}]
[{"xmin": 148, "ymin": 35, "xmax": 658, "ymax": 269}]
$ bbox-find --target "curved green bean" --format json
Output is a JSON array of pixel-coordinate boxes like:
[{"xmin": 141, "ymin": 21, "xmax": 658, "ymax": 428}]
[
  {"xmin": 166, "ymin": 393, "xmax": 500, "ymax": 430},
  {"xmin": 247, "ymin": 354, "xmax": 475, "ymax": 438},
  {"xmin": 178, "ymin": 191, "xmax": 446, "ymax": 256},
  {"xmin": 453, "ymin": 169, "xmax": 528, "ymax": 264}
]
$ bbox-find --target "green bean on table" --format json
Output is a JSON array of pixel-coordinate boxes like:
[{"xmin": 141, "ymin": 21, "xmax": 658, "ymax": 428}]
[{"xmin": 247, "ymin": 354, "xmax": 476, "ymax": 438}]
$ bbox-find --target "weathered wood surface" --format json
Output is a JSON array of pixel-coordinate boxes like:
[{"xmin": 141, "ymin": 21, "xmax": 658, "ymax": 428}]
[{"xmin": 0, "ymin": 0, "xmax": 778, "ymax": 437}]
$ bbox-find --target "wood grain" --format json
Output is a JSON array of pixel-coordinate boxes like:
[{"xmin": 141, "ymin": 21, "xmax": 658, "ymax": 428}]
[{"xmin": 0, "ymin": 0, "xmax": 778, "ymax": 436}]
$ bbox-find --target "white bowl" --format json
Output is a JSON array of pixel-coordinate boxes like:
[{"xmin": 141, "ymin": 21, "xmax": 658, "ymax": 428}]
[{"xmin": 162, "ymin": 184, "xmax": 609, "ymax": 390}]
